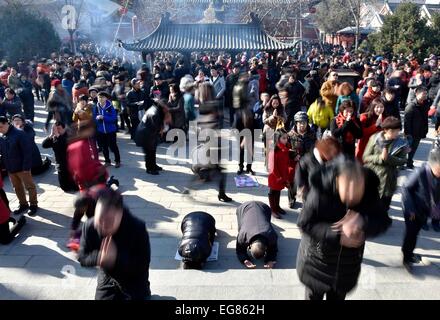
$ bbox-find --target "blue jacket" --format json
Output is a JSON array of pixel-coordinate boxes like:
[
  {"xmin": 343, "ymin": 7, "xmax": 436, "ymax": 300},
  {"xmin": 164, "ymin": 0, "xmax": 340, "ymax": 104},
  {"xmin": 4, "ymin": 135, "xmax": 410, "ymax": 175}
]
[
  {"xmin": 93, "ymin": 100, "xmax": 117, "ymax": 134},
  {"xmin": 0, "ymin": 125, "xmax": 33, "ymax": 173}
]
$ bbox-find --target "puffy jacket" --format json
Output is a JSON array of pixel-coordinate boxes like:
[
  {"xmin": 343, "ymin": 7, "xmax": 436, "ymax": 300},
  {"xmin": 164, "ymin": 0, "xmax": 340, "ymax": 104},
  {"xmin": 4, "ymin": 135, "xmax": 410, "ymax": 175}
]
[
  {"xmin": 0, "ymin": 125, "xmax": 32, "ymax": 173},
  {"xmin": 236, "ymin": 201, "xmax": 278, "ymax": 264},
  {"xmin": 93, "ymin": 100, "xmax": 117, "ymax": 134},
  {"xmin": 178, "ymin": 211, "xmax": 216, "ymax": 266},
  {"xmin": 296, "ymin": 162, "xmax": 391, "ymax": 294}
]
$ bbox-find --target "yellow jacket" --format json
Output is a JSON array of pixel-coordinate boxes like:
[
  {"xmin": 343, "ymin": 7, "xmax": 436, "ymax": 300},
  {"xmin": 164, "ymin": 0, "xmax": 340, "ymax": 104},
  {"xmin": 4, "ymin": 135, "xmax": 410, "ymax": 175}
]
[{"xmin": 307, "ymin": 100, "xmax": 334, "ymax": 130}]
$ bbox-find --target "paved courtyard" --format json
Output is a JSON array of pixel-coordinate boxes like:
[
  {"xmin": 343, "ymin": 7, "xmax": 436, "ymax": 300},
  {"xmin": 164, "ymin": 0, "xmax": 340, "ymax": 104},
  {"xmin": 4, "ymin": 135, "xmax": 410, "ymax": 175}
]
[{"xmin": 1, "ymin": 102, "xmax": 440, "ymax": 300}]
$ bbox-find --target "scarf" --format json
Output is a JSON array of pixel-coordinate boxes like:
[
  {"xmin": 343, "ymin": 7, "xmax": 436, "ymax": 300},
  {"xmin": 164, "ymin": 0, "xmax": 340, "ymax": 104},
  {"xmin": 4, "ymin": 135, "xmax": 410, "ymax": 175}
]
[{"xmin": 335, "ymin": 113, "xmax": 355, "ymax": 144}]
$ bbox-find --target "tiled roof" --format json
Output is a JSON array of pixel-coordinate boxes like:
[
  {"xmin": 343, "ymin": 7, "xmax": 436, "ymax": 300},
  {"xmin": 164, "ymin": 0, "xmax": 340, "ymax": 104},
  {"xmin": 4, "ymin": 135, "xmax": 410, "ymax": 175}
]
[{"xmin": 121, "ymin": 13, "xmax": 294, "ymax": 52}]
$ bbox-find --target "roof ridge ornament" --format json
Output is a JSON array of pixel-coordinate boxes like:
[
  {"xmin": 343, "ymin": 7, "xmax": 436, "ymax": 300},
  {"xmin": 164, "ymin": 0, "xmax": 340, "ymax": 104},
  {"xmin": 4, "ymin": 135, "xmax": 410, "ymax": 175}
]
[
  {"xmin": 198, "ymin": 2, "xmax": 222, "ymax": 24},
  {"xmin": 249, "ymin": 12, "xmax": 262, "ymax": 26},
  {"xmin": 161, "ymin": 12, "xmax": 172, "ymax": 25}
]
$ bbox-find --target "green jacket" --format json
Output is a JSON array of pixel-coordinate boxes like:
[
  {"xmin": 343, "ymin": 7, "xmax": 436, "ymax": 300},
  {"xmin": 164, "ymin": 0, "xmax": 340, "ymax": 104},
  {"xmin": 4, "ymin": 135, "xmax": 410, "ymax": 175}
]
[{"xmin": 363, "ymin": 132, "xmax": 408, "ymax": 197}]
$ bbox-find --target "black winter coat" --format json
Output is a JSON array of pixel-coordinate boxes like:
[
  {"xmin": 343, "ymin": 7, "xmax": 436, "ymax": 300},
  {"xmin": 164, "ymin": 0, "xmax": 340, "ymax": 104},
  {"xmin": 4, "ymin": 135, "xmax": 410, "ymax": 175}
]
[
  {"xmin": 383, "ymin": 99, "xmax": 401, "ymax": 122},
  {"xmin": 126, "ymin": 88, "xmax": 149, "ymax": 111},
  {"xmin": 16, "ymin": 81, "xmax": 35, "ymax": 110},
  {"xmin": 236, "ymin": 201, "xmax": 278, "ymax": 264},
  {"xmin": 402, "ymin": 163, "xmax": 439, "ymax": 223},
  {"xmin": 78, "ymin": 208, "xmax": 151, "ymax": 300},
  {"xmin": 285, "ymin": 81, "xmax": 305, "ymax": 120},
  {"xmin": 404, "ymin": 99, "xmax": 430, "ymax": 139},
  {"xmin": 178, "ymin": 211, "xmax": 216, "ymax": 265},
  {"xmin": 295, "ymin": 149, "xmax": 321, "ymax": 200},
  {"xmin": 42, "ymin": 132, "xmax": 68, "ymax": 171},
  {"xmin": 330, "ymin": 117, "xmax": 363, "ymax": 157},
  {"xmin": 296, "ymin": 163, "xmax": 391, "ymax": 294},
  {"xmin": 134, "ymin": 104, "xmax": 163, "ymax": 148},
  {"xmin": 0, "ymin": 125, "xmax": 32, "ymax": 173}
]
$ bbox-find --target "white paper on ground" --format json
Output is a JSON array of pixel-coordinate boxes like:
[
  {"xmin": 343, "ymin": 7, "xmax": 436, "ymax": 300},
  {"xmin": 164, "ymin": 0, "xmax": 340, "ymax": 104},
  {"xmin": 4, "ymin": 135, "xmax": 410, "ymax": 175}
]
[{"xmin": 175, "ymin": 241, "xmax": 219, "ymax": 261}]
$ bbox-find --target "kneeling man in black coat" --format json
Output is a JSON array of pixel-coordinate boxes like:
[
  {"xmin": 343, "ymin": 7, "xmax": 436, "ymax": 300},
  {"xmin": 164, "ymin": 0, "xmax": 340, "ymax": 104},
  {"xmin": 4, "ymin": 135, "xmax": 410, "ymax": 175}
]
[
  {"xmin": 178, "ymin": 211, "xmax": 216, "ymax": 269},
  {"xmin": 236, "ymin": 201, "xmax": 278, "ymax": 269},
  {"xmin": 78, "ymin": 188, "xmax": 151, "ymax": 300}
]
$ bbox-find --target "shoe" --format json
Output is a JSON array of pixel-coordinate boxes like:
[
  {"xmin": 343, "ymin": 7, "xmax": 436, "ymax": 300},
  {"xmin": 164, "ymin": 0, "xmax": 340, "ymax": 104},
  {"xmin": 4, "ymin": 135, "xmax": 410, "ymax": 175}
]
[
  {"xmin": 278, "ymin": 207, "xmax": 287, "ymax": 215},
  {"xmin": 404, "ymin": 254, "xmax": 422, "ymax": 264},
  {"xmin": 115, "ymin": 162, "xmax": 121, "ymax": 168},
  {"xmin": 104, "ymin": 162, "xmax": 111, "ymax": 167},
  {"xmin": 13, "ymin": 205, "xmax": 29, "ymax": 215},
  {"xmin": 422, "ymin": 222, "xmax": 429, "ymax": 231},
  {"xmin": 154, "ymin": 165, "xmax": 163, "ymax": 171},
  {"xmin": 146, "ymin": 169, "xmax": 159, "ymax": 175},
  {"xmin": 237, "ymin": 168, "xmax": 244, "ymax": 175},
  {"xmin": 407, "ymin": 163, "xmax": 414, "ymax": 169},
  {"xmin": 218, "ymin": 193, "xmax": 232, "ymax": 202},
  {"xmin": 432, "ymin": 224, "xmax": 440, "ymax": 232},
  {"xmin": 271, "ymin": 212, "xmax": 282, "ymax": 219},
  {"xmin": 246, "ymin": 167, "xmax": 255, "ymax": 175},
  {"xmin": 28, "ymin": 205, "xmax": 38, "ymax": 217},
  {"xmin": 289, "ymin": 199, "xmax": 296, "ymax": 209}
]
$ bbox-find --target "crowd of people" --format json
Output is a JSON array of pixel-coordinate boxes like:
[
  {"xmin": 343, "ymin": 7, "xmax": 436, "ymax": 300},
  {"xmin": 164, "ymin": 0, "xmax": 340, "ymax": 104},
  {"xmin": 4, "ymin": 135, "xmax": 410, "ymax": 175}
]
[{"xmin": 0, "ymin": 43, "xmax": 439, "ymax": 300}]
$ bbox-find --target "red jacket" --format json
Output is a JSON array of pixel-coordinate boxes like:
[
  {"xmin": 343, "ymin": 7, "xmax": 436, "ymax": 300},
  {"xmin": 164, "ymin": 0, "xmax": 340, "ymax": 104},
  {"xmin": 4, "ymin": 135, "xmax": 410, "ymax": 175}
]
[
  {"xmin": 360, "ymin": 88, "xmax": 380, "ymax": 113},
  {"xmin": 355, "ymin": 113, "xmax": 382, "ymax": 162},
  {"xmin": 0, "ymin": 175, "xmax": 9, "ymax": 224},
  {"xmin": 257, "ymin": 69, "xmax": 268, "ymax": 94},
  {"xmin": 268, "ymin": 143, "xmax": 290, "ymax": 191},
  {"xmin": 67, "ymin": 138, "xmax": 108, "ymax": 192}
]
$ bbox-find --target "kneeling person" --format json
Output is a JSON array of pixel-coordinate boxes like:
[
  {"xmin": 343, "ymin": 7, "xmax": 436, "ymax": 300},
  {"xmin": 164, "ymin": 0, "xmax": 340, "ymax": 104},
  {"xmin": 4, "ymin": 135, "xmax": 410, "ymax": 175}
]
[
  {"xmin": 236, "ymin": 201, "xmax": 278, "ymax": 269},
  {"xmin": 178, "ymin": 211, "xmax": 216, "ymax": 269}
]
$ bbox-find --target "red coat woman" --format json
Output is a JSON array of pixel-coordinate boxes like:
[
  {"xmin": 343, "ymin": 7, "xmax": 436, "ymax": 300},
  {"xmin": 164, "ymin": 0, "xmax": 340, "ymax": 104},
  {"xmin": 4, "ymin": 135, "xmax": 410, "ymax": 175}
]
[
  {"xmin": 268, "ymin": 129, "xmax": 291, "ymax": 219},
  {"xmin": 268, "ymin": 143, "xmax": 290, "ymax": 190},
  {"xmin": 356, "ymin": 98, "xmax": 385, "ymax": 162}
]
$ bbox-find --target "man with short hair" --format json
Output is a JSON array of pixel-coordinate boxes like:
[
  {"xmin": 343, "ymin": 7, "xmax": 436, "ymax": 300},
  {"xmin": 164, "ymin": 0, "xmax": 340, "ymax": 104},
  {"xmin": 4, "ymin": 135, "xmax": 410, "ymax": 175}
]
[
  {"xmin": 0, "ymin": 116, "xmax": 38, "ymax": 216},
  {"xmin": 402, "ymin": 148, "xmax": 440, "ymax": 272},
  {"xmin": 78, "ymin": 188, "xmax": 151, "ymax": 300},
  {"xmin": 126, "ymin": 78, "xmax": 148, "ymax": 140},
  {"xmin": 235, "ymin": 201, "xmax": 278, "ymax": 269},
  {"xmin": 93, "ymin": 91, "xmax": 121, "ymax": 168},
  {"xmin": 404, "ymin": 86, "xmax": 431, "ymax": 169}
]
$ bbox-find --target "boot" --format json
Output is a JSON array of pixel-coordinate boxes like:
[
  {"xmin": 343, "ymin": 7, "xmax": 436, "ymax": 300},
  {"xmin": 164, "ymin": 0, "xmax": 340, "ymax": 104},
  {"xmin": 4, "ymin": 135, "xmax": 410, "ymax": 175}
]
[
  {"xmin": 268, "ymin": 193, "xmax": 281, "ymax": 219},
  {"xmin": 246, "ymin": 164, "xmax": 255, "ymax": 175},
  {"xmin": 275, "ymin": 191, "xmax": 286, "ymax": 215}
]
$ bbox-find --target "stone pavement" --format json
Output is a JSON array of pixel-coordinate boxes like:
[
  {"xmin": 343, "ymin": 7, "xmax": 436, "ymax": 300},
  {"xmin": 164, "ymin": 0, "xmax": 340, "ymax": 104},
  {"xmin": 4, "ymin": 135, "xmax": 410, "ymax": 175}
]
[{"xmin": 1, "ymin": 102, "xmax": 440, "ymax": 300}]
